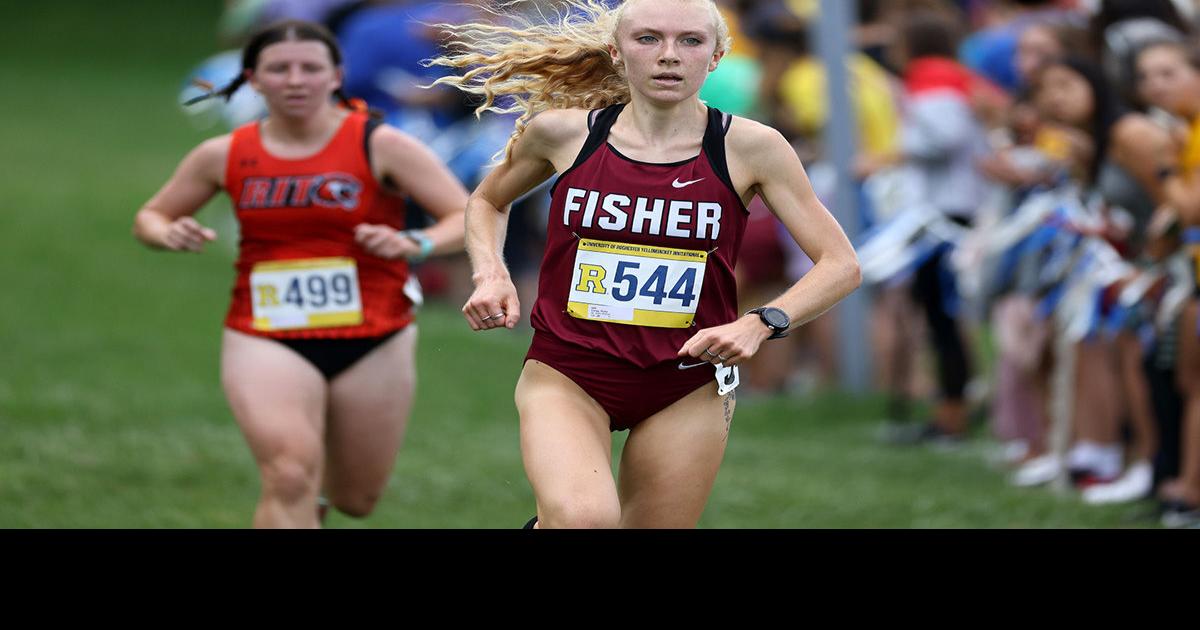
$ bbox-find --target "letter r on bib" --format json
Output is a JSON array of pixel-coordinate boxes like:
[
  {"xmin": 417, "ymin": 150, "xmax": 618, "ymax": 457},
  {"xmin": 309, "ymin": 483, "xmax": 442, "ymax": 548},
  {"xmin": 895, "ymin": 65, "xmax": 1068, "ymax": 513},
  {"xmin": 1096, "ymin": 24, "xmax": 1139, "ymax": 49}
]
[
  {"xmin": 576, "ymin": 263, "xmax": 608, "ymax": 294},
  {"xmin": 256, "ymin": 284, "xmax": 281, "ymax": 307}
]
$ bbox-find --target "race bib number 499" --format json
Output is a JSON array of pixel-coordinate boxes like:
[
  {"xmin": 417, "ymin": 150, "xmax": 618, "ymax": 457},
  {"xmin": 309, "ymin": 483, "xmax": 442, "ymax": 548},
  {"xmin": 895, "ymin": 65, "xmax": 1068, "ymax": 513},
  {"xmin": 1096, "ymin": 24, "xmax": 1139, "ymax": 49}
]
[
  {"xmin": 250, "ymin": 257, "xmax": 363, "ymax": 331},
  {"xmin": 567, "ymin": 238, "xmax": 707, "ymax": 328}
]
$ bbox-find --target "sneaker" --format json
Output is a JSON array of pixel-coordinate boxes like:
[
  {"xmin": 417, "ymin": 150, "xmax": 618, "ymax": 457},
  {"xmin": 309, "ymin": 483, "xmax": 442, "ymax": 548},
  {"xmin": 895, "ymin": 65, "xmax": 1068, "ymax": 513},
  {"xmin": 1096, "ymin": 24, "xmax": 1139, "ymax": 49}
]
[
  {"xmin": 1070, "ymin": 469, "xmax": 1119, "ymax": 489},
  {"xmin": 1082, "ymin": 461, "xmax": 1154, "ymax": 505},
  {"xmin": 1160, "ymin": 501, "xmax": 1200, "ymax": 528},
  {"xmin": 1066, "ymin": 442, "xmax": 1123, "ymax": 485},
  {"xmin": 1012, "ymin": 453, "xmax": 1062, "ymax": 487}
]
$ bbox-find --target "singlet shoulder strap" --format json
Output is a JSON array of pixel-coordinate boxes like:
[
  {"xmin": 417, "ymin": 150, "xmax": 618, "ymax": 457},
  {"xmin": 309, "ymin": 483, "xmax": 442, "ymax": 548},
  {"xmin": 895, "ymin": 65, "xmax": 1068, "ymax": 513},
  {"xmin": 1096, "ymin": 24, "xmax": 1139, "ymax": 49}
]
[
  {"xmin": 363, "ymin": 114, "xmax": 383, "ymax": 172},
  {"xmin": 570, "ymin": 103, "xmax": 624, "ymax": 172},
  {"xmin": 225, "ymin": 121, "xmax": 258, "ymax": 187},
  {"xmin": 702, "ymin": 106, "xmax": 737, "ymax": 196},
  {"xmin": 235, "ymin": 118, "xmax": 262, "ymax": 149},
  {"xmin": 550, "ymin": 103, "xmax": 626, "ymax": 197}
]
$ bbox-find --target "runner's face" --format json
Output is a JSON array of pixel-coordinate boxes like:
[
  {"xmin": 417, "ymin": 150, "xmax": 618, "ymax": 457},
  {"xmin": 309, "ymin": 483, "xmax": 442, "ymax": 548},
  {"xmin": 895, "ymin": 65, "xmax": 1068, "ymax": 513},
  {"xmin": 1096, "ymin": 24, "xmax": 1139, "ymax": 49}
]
[
  {"xmin": 250, "ymin": 40, "xmax": 342, "ymax": 119},
  {"xmin": 612, "ymin": 0, "xmax": 724, "ymax": 105}
]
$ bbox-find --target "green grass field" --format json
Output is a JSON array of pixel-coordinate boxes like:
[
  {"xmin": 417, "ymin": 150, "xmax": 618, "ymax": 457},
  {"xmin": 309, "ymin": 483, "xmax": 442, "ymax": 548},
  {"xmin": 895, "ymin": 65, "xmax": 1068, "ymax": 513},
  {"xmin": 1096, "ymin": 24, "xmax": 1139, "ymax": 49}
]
[{"xmin": 0, "ymin": 1, "xmax": 1153, "ymax": 527}]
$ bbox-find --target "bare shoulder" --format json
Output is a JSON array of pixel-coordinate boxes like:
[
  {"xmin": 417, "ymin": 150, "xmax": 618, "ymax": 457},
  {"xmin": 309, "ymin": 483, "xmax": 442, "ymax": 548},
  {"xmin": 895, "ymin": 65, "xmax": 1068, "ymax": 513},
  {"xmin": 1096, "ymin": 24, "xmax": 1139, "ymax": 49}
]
[
  {"xmin": 186, "ymin": 134, "xmax": 232, "ymax": 183},
  {"xmin": 517, "ymin": 108, "xmax": 592, "ymax": 169},
  {"xmin": 1112, "ymin": 113, "xmax": 1167, "ymax": 147},
  {"xmin": 725, "ymin": 117, "xmax": 795, "ymax": 192},
  {"xmin": 526, "ymin": 108, "xmax": 591, "ymax": 144},
  {"xmin": 369, "ymin": 123, "xmax": 431, "ymax": 158},
  {"xmin": 192, "ymin": 134, "xmax": 232, "ymax": 162},
  {"xmin": 726, "ymin": 116, "xmax": 791, "ymax": 164}
]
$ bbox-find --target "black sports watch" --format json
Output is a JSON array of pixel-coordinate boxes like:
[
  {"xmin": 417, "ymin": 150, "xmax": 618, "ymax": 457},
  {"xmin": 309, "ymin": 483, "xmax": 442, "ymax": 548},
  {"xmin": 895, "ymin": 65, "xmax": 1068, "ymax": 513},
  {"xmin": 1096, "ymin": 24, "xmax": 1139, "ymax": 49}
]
[{"xmin": 746, "ymin": 306, "xmax": 790, "ymax": 339}]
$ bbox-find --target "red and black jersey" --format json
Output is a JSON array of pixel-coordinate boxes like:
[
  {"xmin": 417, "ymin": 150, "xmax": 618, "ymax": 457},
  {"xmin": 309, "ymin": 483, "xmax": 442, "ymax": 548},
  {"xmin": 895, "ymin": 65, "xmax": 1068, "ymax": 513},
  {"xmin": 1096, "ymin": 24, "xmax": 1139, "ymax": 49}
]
[
  {"xmin": 530, "ymin": 104, "xmax": 749, "ymax": 368},
  {"xmin": 222, "ymin": 111, "xmax": 413, "ymax": 339}
]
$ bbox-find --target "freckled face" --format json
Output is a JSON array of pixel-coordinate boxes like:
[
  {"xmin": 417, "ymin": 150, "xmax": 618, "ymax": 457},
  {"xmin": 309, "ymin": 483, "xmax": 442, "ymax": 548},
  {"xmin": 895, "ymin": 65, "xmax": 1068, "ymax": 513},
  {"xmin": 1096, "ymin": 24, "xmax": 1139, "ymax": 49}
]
[{"xmin": 611, "ymin": 0, "xmax": 724, "ymax": 104}]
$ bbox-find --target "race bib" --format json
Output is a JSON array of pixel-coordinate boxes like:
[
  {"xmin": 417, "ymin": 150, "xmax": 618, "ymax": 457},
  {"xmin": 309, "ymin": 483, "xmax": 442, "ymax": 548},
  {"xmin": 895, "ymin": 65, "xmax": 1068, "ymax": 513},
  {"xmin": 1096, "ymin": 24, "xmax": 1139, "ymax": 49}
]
[
  {"xmin": 250, "ymin": 257, "xmax": 363, "ymax": 331},
  {"xmin": 567, "ymin": 238, "xmax": 707, "ymax": 328}
]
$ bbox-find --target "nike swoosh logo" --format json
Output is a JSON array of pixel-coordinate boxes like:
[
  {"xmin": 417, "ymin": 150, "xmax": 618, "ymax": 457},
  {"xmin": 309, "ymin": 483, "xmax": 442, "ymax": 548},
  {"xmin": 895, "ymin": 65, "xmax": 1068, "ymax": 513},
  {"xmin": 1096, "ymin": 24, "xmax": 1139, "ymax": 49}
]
[
  {"xmin": 677, "ymin": 361, "xmax": 711, "ymax": 370},
  {"xmin": 672, "ymin": 177, "xmax": 705, "ymax": 188}
]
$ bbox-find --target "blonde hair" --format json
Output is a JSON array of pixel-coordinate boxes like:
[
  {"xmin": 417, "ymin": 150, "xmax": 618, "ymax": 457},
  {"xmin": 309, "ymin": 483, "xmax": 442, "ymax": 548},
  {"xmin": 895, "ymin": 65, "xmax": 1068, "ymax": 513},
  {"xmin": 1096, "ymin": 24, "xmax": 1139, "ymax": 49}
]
[{"xmin": 427, "ymin": 0, "xmax": 731, "ymax": 161}]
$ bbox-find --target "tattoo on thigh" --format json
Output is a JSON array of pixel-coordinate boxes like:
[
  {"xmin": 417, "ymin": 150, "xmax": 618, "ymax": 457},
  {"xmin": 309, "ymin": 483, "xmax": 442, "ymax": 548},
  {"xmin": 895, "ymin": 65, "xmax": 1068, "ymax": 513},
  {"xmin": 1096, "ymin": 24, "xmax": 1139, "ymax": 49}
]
[{"xmin": 722, "ymin": 390, "xmax": 735, "ymax": 441}]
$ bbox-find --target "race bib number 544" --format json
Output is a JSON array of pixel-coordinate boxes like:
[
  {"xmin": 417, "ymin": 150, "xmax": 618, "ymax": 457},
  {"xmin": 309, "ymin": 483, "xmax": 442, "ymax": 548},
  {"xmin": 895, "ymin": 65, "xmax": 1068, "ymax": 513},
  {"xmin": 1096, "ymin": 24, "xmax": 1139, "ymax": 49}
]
[
  {"xmin": 567, "ymin": 238, "xmax": 707, "ymax": 328},
  {"xmin": 250, "ymin": 257, "xmax": 363, "ymax": 331}
]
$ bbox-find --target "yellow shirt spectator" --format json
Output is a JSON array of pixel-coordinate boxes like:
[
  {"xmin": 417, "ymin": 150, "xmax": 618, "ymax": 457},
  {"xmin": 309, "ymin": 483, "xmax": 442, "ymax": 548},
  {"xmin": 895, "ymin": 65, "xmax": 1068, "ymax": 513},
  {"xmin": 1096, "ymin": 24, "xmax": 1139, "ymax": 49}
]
[
  {"xmin": 1180, "ymin": 115, "xmax": 1200, "ymax": 173},
  {"xmin": 778, "ymin": 53, "xmax": 900, "ymax": 157},
  {"xmin": 1034, "ymin": 127, "xmax": 1073, "ymax": 163}
]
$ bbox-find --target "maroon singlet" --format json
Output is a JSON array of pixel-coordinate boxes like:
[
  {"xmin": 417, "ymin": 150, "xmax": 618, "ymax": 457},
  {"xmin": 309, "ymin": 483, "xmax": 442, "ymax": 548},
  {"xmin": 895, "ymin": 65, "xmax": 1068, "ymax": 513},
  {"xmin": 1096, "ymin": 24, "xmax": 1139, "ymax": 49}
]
[{"xmin": 525, "ymin": 103, "xmax": 750, "ymax": 430}]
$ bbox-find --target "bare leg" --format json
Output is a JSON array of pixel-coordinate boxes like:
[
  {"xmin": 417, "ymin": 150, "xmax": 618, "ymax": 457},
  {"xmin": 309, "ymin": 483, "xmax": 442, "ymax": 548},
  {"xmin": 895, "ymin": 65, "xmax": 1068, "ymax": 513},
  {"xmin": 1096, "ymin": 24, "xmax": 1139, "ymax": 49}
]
[
  {"xmin": 322, "ymin": 326, "xmax": 417, "ymax": 518},
  {"xmin": 221, "ymin": 329, "xmax": 327, "ymax": 528},
  {"xmin": 517, "ymin": 360, "xmax": 620, "ymax": 528},
  {"xmin": 1117, "ymin": 331, "xmax": 1158, "ymax": 462},
  {"xmin": 1169, "ymin": 302, "xmax": 1200, "ymax": 504},
  {"xmin": 617, "ymin": 383, "xmax": 732, "ymax": 528}
]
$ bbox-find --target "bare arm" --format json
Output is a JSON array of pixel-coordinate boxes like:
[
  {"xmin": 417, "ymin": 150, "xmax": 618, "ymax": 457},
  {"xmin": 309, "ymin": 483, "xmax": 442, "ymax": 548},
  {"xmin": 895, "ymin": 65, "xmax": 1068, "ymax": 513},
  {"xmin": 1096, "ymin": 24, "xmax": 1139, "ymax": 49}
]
[
  {"xmin": 1162, "ymin": 173, "xmax": 1200, "ymax": 226},
  {"xmin": 461, "ymin": 109, "xmax": 586, "ymax": 331},
  {"xmin": 1109, "ymin": 116, "xmax": 1181, "ymax": 258},
  {"xmin": 679, "ymin": 119, "xmax": 862, "ymax": 365},
  {"xmin": 750, "ymin": 126, "xmax": 862, "ymax": 325},
  {"xmin": 356, "ymin": 126, "xmax": 471, "ymax": 260},
  {"xmin": 1160, "ymin": 122, "xmax": 1200, "ymax": 226},
  {"xmin": 1110, "ymin": 115, "xmax": 1168, "ymax": 206},
  {"xmin": 132, "ymin": 136, "xmax": 227, "ymax": 252}
]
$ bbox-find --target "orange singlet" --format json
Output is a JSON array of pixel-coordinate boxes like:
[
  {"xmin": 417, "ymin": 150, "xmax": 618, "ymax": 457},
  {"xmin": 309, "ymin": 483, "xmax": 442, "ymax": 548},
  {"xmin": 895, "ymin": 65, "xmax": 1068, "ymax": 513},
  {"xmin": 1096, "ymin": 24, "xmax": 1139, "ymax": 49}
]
[{"xmin": 222, "ymin": 110, "xmax": 413, "ymax": 340}]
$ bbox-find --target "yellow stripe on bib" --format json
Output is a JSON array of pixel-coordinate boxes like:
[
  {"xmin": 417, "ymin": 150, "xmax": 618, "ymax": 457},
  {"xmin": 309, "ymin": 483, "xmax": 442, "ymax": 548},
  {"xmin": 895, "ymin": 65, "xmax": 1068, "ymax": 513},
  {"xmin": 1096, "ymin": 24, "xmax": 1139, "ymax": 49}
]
[
  {"xmin": 577, "ymin": 239, "xmax": 708, "ymax": 263},
  {"xmin": 251, "ymin": 257, "xmax": 358, "ymax": 272}
]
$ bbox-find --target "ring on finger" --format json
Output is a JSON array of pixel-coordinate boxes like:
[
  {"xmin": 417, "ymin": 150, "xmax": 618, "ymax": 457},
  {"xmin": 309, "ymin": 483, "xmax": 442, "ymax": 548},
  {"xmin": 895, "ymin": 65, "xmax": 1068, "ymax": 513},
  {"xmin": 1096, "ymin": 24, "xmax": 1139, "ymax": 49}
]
[{"xmin": 703, "ymin": 348, "xmax": 716, "ymax": 357}]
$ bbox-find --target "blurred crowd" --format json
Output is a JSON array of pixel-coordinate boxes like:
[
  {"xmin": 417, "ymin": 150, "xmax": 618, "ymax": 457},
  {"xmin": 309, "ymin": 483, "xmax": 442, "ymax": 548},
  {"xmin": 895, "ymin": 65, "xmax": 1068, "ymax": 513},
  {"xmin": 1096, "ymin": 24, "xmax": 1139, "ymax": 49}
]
[{"xmin": 190, "ymin": 0, "xmax": 1200, "ymax": 527}]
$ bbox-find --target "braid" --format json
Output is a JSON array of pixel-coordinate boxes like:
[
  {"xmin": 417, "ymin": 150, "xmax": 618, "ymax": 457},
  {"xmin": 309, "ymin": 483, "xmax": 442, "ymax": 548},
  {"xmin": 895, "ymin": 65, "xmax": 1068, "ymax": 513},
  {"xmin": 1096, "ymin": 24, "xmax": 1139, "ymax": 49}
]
[
  {"xmin": 334, "ymin": 88, "xmax": 384, "ymax": 121},
  {"xmin": 183, "ymin": 19, "xmax": 350, "ymax": 110},
  {"xmin": 183, "ymin": 73, "xmax": 249, "ymax": 107}
]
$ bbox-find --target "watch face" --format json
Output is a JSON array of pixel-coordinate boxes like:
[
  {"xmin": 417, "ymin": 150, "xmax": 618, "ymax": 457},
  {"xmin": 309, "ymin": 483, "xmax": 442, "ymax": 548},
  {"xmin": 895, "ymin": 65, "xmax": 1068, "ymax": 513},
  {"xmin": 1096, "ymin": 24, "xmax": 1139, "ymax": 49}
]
[{"xmin": 763, "ymin": 307, "xmax": 789, "ymax": 329}]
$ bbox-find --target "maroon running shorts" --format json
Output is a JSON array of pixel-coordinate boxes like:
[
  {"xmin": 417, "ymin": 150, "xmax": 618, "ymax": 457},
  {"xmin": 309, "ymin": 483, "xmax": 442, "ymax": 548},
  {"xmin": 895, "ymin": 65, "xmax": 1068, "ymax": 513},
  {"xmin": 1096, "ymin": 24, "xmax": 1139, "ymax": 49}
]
[{"xmin": 525, "ymin": 331, "xmax": 717, "ymax": 431}]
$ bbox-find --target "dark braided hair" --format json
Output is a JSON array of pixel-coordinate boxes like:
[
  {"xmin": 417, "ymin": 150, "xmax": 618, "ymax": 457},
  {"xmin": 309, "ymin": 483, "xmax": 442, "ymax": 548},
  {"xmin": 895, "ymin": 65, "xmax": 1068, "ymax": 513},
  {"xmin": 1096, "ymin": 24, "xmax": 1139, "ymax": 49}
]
[{"xmin": 185, "ymin": 19, "xmax": 363, "ymax": 114}]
